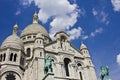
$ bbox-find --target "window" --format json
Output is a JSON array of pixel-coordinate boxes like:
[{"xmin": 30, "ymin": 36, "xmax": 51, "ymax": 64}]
[
  {"xmin": 6, "ymin": 73, "xmax": 16, "ymax": 80},
  {"xmin": 64, "ymin": 58, "xmax": 71, "ymax": 76},
  {"xmin": 3, "ymin": 53, "xmax": 6, "ymax": 61},
  {"xmin": 23, "ymin": 37, "xmax": 26, "ymax": 40},
  {"xmin": 77, "ymin": 63, "xmax": 82, "ymax": 70},
  {"xmin": 0, "ymin": 54, "xmax": 2, "ymax": 62},
  {"xmin": 27, "ymin": 48, "xmax": 31, "ymax": 57},
  {"xmin": 20, "ymin": 56, "xmax": 25, "ymax": 65},
  {"xmin": 79, "ymin": 72, "xmax": 83, "ymax": 80},
  {"xmin": 40, "ymin": 40, "xmax": 41, "ymax": 44},
  {"xmin": 40, "ymin": 52, "xmax": 42, "ymax": 57},
  {"xmin": 77, "ymin": 63, "xmax": 82, "ymax": 66},
  {"xmin": 27, "ymin": 36, "xmax": 31, "ymax": 39},
  {"xmin": 33, "ymin": 35, "xmax": 36, "ymax": 38},
  {"xmin": 10, "ymin": 53, "xmax": 13, "ymax": 61},
  {"xmin": 14, "ymin": 54, "xmax": 17, "ymax": 62}
]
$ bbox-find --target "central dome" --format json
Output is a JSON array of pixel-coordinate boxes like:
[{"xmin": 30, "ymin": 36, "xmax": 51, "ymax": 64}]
[
  {"xmin": 20, "ymin": 12, "xmax": 50, "ymax": 38},
  {"xmin": 20, "ymin": 23, "xmax": 49, "ymax": 38}
]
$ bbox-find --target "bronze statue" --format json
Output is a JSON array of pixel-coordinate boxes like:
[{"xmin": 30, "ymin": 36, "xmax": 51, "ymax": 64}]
[
  {"xmin": 44, "ymin": 56, "xmax": 53, "ymax": 74},
  {"xmin": 100, "ymin": 66, "xmax": 111, "ymax": 80}
]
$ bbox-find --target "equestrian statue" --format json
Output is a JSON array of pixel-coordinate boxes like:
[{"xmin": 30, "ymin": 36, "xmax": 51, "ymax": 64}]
[
  {"xmin": 100, "ymin": 66, "xmax": 111, "ymax": 80},
  {"xmin": 44, "ymin": 56, "xmax": 53, "ymax": 74}
]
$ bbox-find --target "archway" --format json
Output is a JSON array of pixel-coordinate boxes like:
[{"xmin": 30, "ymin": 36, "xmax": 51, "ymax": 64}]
[{"xmin": 64, "ymin": 58, "xmax": 71, "ymax": 76}]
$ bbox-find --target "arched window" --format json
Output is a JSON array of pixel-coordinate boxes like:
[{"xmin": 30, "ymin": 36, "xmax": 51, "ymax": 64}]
[
  {"xmin": 79, "ymin": 72, "xmax": 83, "ymax": 80},
  {"xmin": 40, "ymin": 52, "xmax": 42, "ymax": 57},
  {"xmin": 77, "ymin": 63, "xmax": 82, "ymax": 70},
  {"xmin": 10, "ymin": 53, "xmax": 13, "ymax": 61},
  {"xmin": 0, "ymin": 54, "xmax": 2, "ymax": 62},
  {"xmin": 40, "ymin": 40, "xmax": 41, "ymax": 44},
  {"xmin": 6, "ymin": 73, "xmax": 16, "ymax": 80},
  {"xmin": 14, "ymin": 54, "xmax": 17, "ymax": 62},
  {"xmin": 3, "ymin": 53, "xmax": 6, "ymax": 61},
  {"xmin": 64, "ymin": 58, "xmax": 71, "ymax": 76},
  {"xmin": 27, "ymin": 48, "xmax": 31, "ymax": 57},
  {"xmin": 20, "ymin": 56, "xmax": 25, "ymax": 65}
]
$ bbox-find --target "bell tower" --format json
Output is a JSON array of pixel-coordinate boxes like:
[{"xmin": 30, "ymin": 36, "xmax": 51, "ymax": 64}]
[
  {"xmin": 34, "ymin": 32, "xmax": 45, "ymax": 80},
  {"xmin": 80, "ymin": 42, "xmax": 97, "ymax": 80}
]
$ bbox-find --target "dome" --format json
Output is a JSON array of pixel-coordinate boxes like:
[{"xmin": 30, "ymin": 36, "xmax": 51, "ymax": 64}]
[
  {"xmin": 20, "ymin": 12, "xmax": 49, "ymax": 38},
  {"xmin": 20, "ymin": 23, "xmax": 49, "ymax": 38},
  {"xmin": 1, "ymin": 24, "xmax": 24, "ymax": 50},
  {"xmin": 36, "ymin": 32, "xmax": 43, "ymax": 38}
]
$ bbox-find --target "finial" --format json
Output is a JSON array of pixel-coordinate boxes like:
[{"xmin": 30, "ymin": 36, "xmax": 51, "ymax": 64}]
[
  {"xmin": 33, "ymin": 11, "xmax": 38, "ymax": 23},
  {"xmin": 13, "ymin": 23, "xmax": 18, "ymax": 35}
]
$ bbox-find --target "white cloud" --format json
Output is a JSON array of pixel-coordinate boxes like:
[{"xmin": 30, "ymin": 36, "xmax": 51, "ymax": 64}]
[
  {"xmin": 92, "ymin": 8, "xmax": 98, "ymax": 16},
  {"xmin": 117, "ymin": 54, "xmax": 120, "ymax": 65},
  {"xmin": 20, "ymin": 0, "xmax": 82, "ymax": 40},
  {"xmin": 90, "ymin": 27, "xmax": 103, "ymax": 37},
  {"xmin": 111, "ymin": 0, "xmax": 120, "ymax": 12},
  {"xmin": 100, "ymin": 11, "xmax": 108, "ymax": 24},
  {"xmin": 82, "ymin": 35, "xmax": 88, "ymax": 40},
  {"xmin": 15, "ymin": 9, "xmax": 21, "ymax": 15},
  {"xmin": 92, "ymin": 8, "xmax": 109, "ymax": 25},
  {"xmin": 67, "ymin": 27, "xmax": 82, "ymax": 40},
  {"xmin": 19, "ymin": 0, "xmax": 31, "ymax": 6}
]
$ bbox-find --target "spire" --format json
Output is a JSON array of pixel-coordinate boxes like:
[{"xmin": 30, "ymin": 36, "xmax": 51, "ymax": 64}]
[
  {"xmin": 33, "ymin": 11, "xmax": 38, "ymax": 23},
  {"xmin": 80, "ymin": 42, "xmax": 87, "ymax": 50},
  {"xmin": 13, "ymin": 23, "xmax": 18, "ymax": 35}
]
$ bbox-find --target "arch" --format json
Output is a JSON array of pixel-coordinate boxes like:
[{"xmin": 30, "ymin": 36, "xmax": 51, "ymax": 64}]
[
  {"xmin": 3, "ymin": 53, "xmax": 6, "ymax": 61},
  {"xmin": 77, "ymin": 63, "xmax": 82, "ymax": 66},
  {"xmin": 64, "ymin": 58, "xmax": 71, "ymax": 76},
  {"xmin": 76, "ymin": 61, "xmax": 84, "ymax": 67},
  {"xmin": 1, "ymin": 71, "xmax": 22, "ymax": 80},
  {"xmin": 0, "ymin": 54, "xmax": 2, "ymax": 62},
  {"xmin": 26, "ymin": 48, "xmax": 31, "ymax": 57},
  {"xmin": 79, "ymin": 72, "xmax": 83, "ymax": 80},
  {"xmin": 10, "ymin": 53, "xmax": 13, "ymax": 61},
  {"xmin": 0, "ymin": 67, "xmax": 22, "ymax": 80},
  {"xmin": 77, "ymin": 63, "xmax": 82, "ymax": 70},
  {"xmin": 14, "ymin": 54, "xmax": 17, "ymax": 62}
]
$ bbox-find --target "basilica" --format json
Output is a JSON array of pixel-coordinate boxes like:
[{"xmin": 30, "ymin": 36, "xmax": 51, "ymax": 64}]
[{"xmin": 0, "ymin": 12, "xmax": 97, "ymax": 80}]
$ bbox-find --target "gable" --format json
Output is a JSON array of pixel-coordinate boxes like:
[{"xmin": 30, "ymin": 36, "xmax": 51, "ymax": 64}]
[{"xmin": 45, "ymin": 40, "xmax": 83, "ymax": 58}]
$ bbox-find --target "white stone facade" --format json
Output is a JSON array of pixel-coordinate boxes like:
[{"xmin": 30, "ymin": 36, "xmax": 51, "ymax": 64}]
[{"xmin": 0, "ymin": 12, "xmax": 97, "ymax": 80}]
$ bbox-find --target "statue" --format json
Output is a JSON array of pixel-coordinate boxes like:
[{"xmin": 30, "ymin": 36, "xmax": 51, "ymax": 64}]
[
  {"xmin": 44, "ymin": 56, "xmax": 53, "ymax": 74},
  {"xmin": 100, "ymin": 66, "xmax": 111, "ymax": 80}
]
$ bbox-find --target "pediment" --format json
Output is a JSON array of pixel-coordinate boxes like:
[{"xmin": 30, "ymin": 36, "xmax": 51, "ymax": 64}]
[{"xmin": 45, "ymin": 41, "xmax": 83, "ymax": 58}]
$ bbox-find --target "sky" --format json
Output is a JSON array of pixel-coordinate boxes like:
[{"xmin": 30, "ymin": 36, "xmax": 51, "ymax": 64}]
[{"xmin": 0, "ymin": 0, "xmax": 120, "ymax": 80}]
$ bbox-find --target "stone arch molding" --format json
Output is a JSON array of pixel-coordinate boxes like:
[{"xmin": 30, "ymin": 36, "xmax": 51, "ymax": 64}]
[
  {"xmin": 1, "ymin": 67, "xmax": 23, "ymax": 80},
  {"xmin": 62, "ymin": 55, "xmax": 73, "ymax": 64},
  {"xmin": 45, "ymin": 54, "xmax": 57, "ymax": 63},
  {"xmin": 76, "ymin": 60, "xmax": 85, "ymax": 67},
  {"xmin": 1, "ymin": 71, "xmax": 22, "ymax": 80}
]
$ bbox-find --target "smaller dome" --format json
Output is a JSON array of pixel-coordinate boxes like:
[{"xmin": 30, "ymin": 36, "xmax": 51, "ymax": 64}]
[
  {"xmin": 80, "ymin": 43, "xmax": 87, "ymax": 50},
  {"xmin": 1, "ymin": 24, "xmax": 24, "ymax": 50}
]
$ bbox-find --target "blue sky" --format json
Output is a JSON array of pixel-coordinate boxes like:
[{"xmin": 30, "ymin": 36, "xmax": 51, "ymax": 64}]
[{"xmin": 0, "ymin": 0, "xmax": 120, "ymax": 80}]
